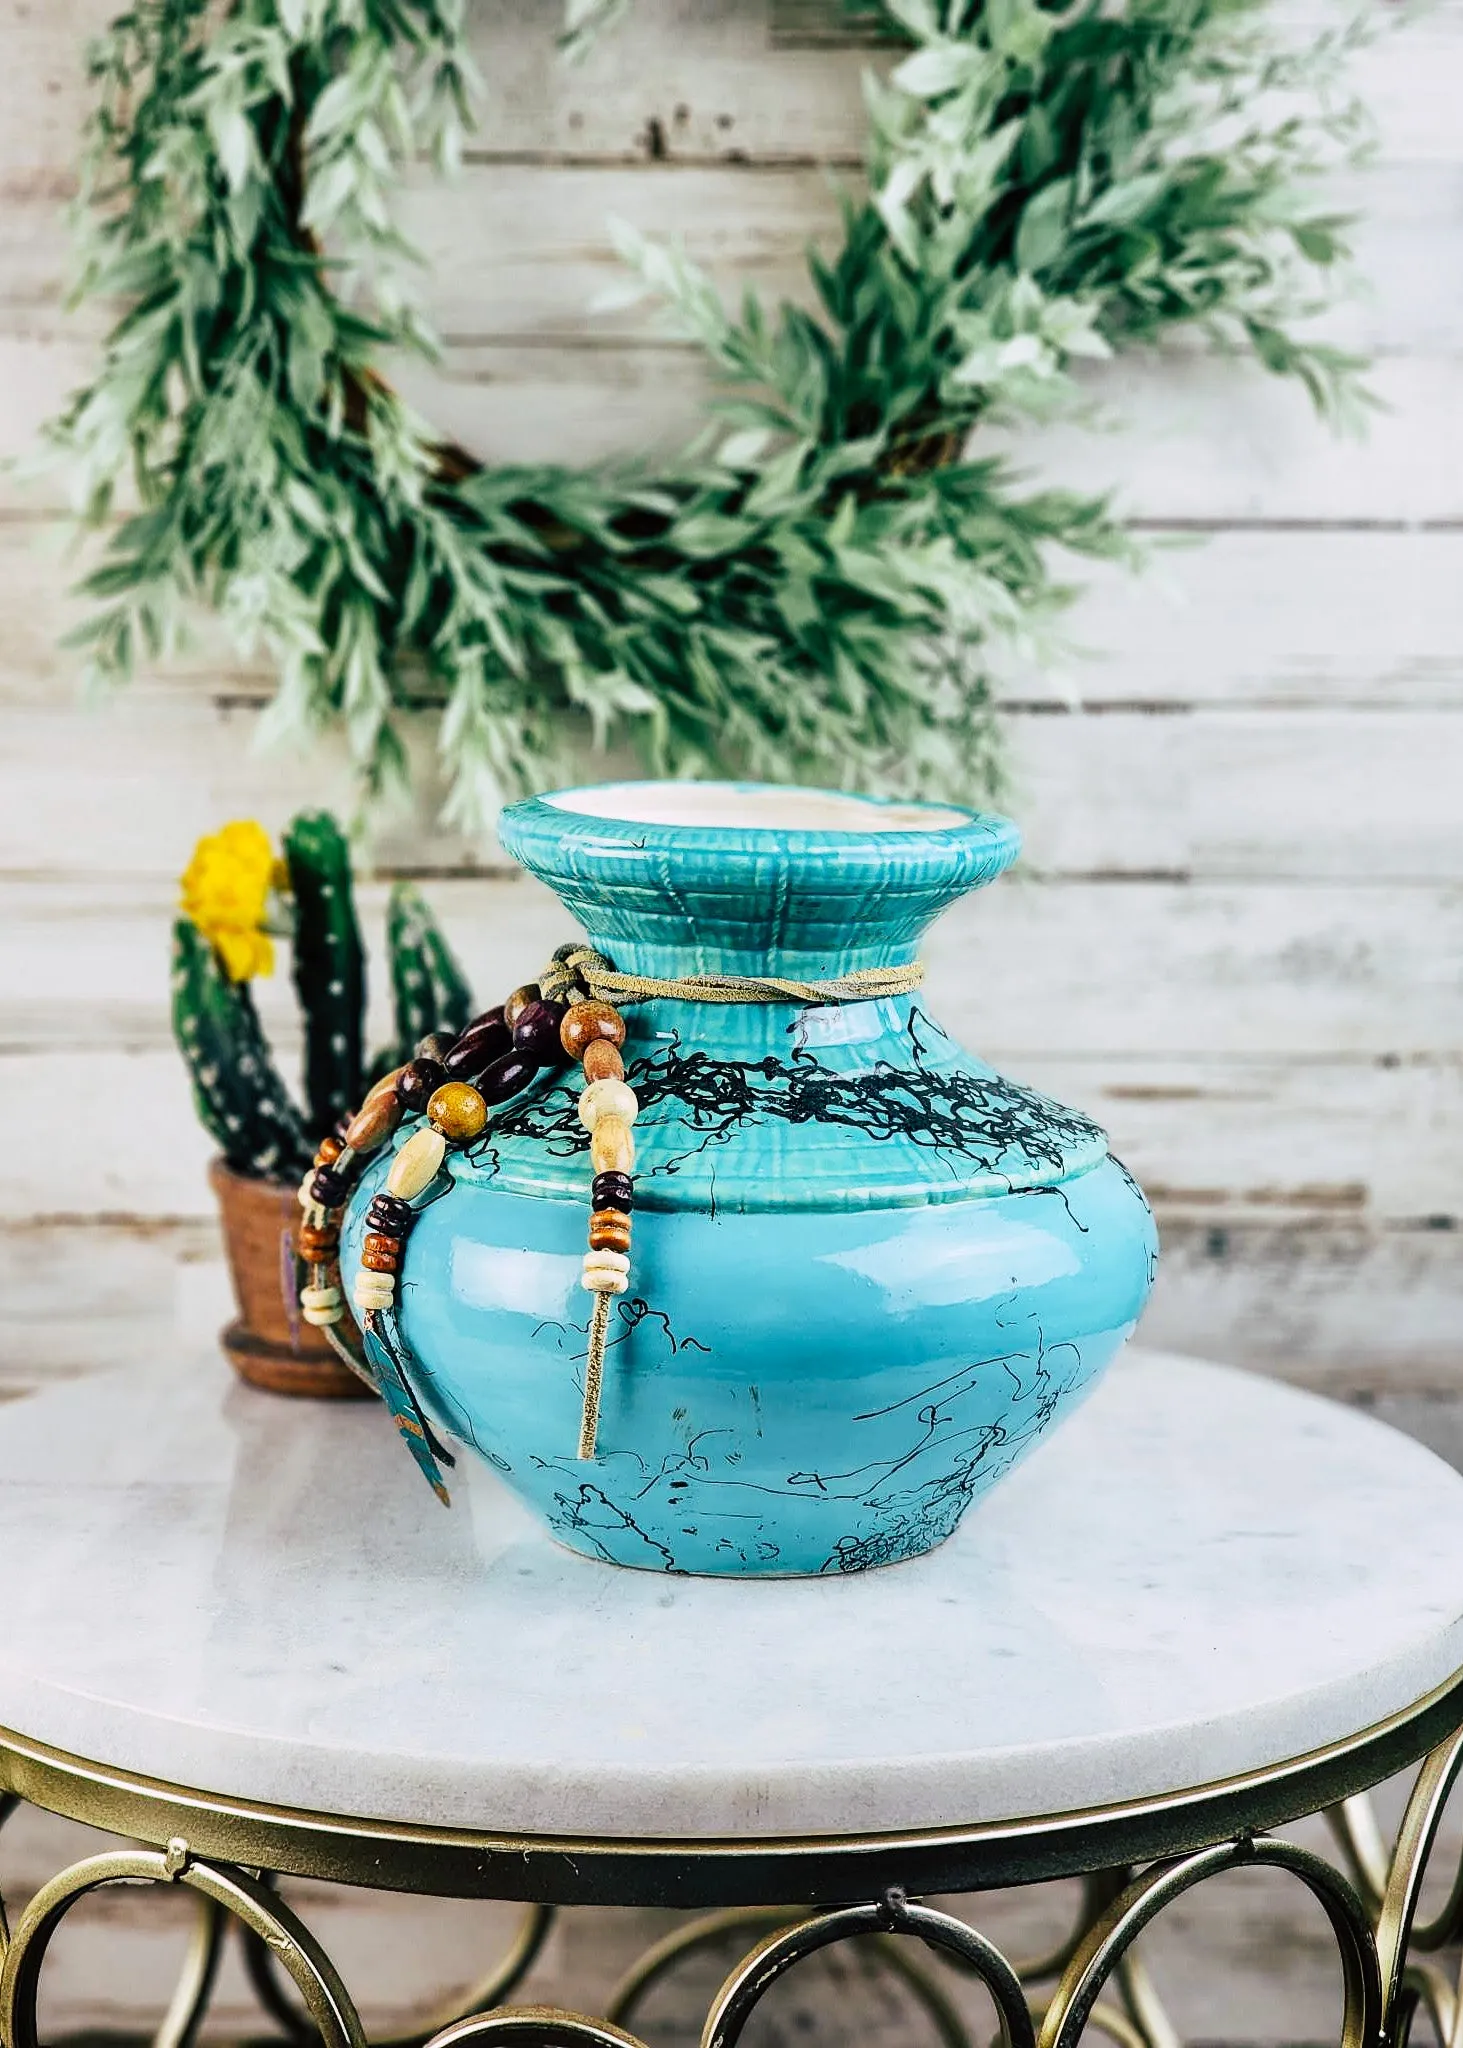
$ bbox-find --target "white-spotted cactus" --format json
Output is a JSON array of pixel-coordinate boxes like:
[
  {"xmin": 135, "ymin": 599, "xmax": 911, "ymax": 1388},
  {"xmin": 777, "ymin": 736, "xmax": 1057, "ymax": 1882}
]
[{"xmin": 172, "ymin": 814, "xmax": 474, "ymax": 1180}]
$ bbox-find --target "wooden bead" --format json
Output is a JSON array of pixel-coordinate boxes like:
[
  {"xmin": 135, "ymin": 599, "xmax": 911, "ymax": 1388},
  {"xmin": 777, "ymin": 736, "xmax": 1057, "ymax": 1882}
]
[
  {"xmin": 427, "ymin": 1081, "xmax": 488, "ymax": 1143},
  {"xmin": 396, "ymin": 1057, "xmax": 447, "ymax": 1113},
  {"xmin": 581, "ymin": 1248, "xmax": 630, "ymax": 1294},
  {"xmin": 560, "ymin": 1000, "xmax": 627, "ymax": 1061},
  {"xmin": 451, "ymin": 1004, "xmax": 506, "ymax": 1045},
  {"xmin": 366, "ymin": 1193, "xmax": 415, "ymax": 1237},
  {"xmin": 578, "ymin": 1077, "xmax": 638, "ymax": 1131},
  {"xmin": 354, "ymin": 1271, "xmax": 396, "ymax": 1312},
  {"xmin": 298, "ymin": 1222, "xmax": 339, "ymax": 1257},
  {"xmin": 512, "ymin": 998, "xmax": 569, "ymax": 1063},
  {"xmin": 385, "ymin": 1126, "xmax": 447, "ymax": 1201},
  {"xmin": 315, "ymin": 1134, "xmax": 344, "ymax": 1168},
  {"xmin": 310, "ymin": 1166, "xmax": 348, "ymax": 1209},
  {"xmin": 361, "ymin": 1233, "xmax": 403, "ymax": 1272},
  {"xmin": 591, "ymin": 1172, "xmax": 634, "ymax": 1212},
  {"xmin": 301, "ymin": 1281, "xmax": 344, "ymax": 1327},
  {"xmin": 344, "ymin": 1084, "xmax": 405, "ymax": 1155},
  {"xmin": 589, "ymin": 1114, "xmax": 635, "ymax": 1175},
  {"xmin": 580, "ymin": 1038, "xmax": 625, "ymax": 1084},
  {"xmin": 443, "ymin": 1013, "xmax": 512, "ymax": 1082},
  {"xmin": 588, "ymin": 1210, "xmax": 631, "ymax": 1254},
  {"xmin": 475, "ymin": 1050, "xmax": 539, "ymax": 1104},
  {"xmin": 504, "ymin": 983, "xmax": 541, "ymax": 1029}
]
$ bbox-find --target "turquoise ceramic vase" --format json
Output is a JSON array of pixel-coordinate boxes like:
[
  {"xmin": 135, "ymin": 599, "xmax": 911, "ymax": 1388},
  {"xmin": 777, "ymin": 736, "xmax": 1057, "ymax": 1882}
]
[{"xmin": 342, "ymin": 783, "xmax": 1156, "ymax": 1576}]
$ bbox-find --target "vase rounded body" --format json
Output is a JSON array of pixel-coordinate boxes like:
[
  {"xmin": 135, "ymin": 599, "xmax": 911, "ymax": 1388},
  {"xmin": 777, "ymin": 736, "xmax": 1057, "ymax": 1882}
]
[{"xmin": 342, "ymin": 783, "xmax": 1157, "ymax": 1576}]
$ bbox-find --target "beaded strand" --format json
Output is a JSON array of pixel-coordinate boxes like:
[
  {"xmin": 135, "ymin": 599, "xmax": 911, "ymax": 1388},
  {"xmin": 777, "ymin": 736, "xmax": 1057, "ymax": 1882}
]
[
  {"xmin": 289, "ymin": 963, "xmax": 639, "ymax": 1491},
  {"xmin": 284, "ymin": 941, "xmax": 923, "ymax": 1505},
  {"xmin": 558, "ymin": 998, "xmax": 636, "ymax": 1459}
]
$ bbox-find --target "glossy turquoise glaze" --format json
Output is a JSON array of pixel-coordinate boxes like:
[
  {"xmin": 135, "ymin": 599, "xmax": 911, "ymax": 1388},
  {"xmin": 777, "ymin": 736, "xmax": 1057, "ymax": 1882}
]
[{"xmin": 342, "ymin": 782, "xmax": 1157, "ymax": 1576}]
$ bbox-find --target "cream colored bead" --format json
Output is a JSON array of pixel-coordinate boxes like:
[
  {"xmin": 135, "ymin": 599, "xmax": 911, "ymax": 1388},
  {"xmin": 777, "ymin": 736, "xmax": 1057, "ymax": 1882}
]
[
  {"xmin": 581, "ymin": 1247, "xmax": 630, "ymax": 1295},
  {"xmin": 301, "ymin": 1279, "xmax": 343, "ymax": 1327},
  {"xmin": 385, "ymin": 1126, "xmax": 446, "ymax": 1201},
  {"xmin": 298, "ymin": 1175, "xmax": 318, "ymax": 1210},
  {"xmin": 589, "ymin": 1114, "xmax": 636, "ymax": 1175},
  {"xmin": 354, "ymin": 1270, "xmax": 396, "ymax": 1311},
  {"xmin": 577, "ymin": 1077, "xmax": 639, "ymax": 1132}
]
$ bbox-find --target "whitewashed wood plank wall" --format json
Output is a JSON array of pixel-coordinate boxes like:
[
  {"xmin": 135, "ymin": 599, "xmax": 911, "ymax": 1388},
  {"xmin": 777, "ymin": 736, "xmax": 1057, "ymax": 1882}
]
[
  {"xmin": 0, "ymin": 0, "xmax": 1459, "ymax": 1414},
  {"xmin": 0, "ymin": 8, "xmax": 1459, "ymax": 2041}
]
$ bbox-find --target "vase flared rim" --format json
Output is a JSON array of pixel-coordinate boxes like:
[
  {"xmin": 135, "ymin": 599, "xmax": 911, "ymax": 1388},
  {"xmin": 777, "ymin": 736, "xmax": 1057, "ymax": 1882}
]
[{"xmin": 506, "ymin": 779, "xmax": 1019, "ymax": 863}]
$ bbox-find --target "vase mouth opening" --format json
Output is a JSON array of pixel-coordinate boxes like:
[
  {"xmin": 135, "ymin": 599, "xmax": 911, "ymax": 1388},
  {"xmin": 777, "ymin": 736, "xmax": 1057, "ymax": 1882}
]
[
  {"xmin": 501, "ymin": 781, "xmax": 1021, "ymax": 961},
  {"xmin": 542, "ymin": 780, "xmax": 972, "ymax": 835}
]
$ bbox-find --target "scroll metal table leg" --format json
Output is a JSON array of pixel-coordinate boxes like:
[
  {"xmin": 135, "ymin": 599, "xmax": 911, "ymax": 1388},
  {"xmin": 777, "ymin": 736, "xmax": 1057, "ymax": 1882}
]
[
  {"xmin": 606, "ymin": 1874, "xmax": 1176, "ymax": 2048},
  {"xmin": 1327, "ymin": 1794, "xmax": 1392, "ymax": 1917},
  {"xmin": 698, "ymin": 1892, "xmax": 1034, "ymax": 2048},
  {"xmin": 927, "ymin": 1869, "xmax": 1176, "ymax": 2048},
  {"xmin": 1373, "ymin": 1721, "xmax": 1463, "ymax": 2045},
  {"xmin": 1112, "ymin": 1951, "xmax": 1181, "ymax": 2048},
  {"xmin": 240, "ymin": 1883, "xmax": 555, "ymax": 2048},
  {"xmin": 605, "ymin": 1908, "xmax": 793, "ymax": 2029},
  {"xmin": 0, "ymin": 1798, "xmax": 224, "ymax": 2048},
  {"xmin": 1038, "ymin": 1837, "xmax": 1381, "ymax": 2048},
  {"xmin": 608, "ymin": 1901, "xmax": 973, "ymax": 2046},
  {"xmin": 152, "ymin": 1893, "xmax": 226, "ymax": 2048},
  {"xmin": 0, "ymin": 1789, "xmax": 23, "ymax": 1961},
  {"xmin": 0, "ymin": 1841, "xmax": 365, "ymax": 2048}
]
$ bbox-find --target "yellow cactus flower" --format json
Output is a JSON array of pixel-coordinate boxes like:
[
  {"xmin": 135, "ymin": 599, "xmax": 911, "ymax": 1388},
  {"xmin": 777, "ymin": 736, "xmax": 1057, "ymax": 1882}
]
[{"xmin": 180, "ymin": 820, "xmax": 281, "ymax": 982}]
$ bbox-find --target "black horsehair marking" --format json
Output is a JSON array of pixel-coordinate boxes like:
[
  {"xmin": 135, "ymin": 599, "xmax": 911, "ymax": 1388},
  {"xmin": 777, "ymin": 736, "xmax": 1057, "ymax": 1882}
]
[
  {"xmin": 455, "ymin": 1008, "xmax": 1104, "ymax": 1573},
  {"xmin": 471, "ymin": 1009, "xmax": 1100, "ymax": 1184},
  {"xmin": 525, "ymin": 1298, "xmax": 1080, "ymax": 1576}
]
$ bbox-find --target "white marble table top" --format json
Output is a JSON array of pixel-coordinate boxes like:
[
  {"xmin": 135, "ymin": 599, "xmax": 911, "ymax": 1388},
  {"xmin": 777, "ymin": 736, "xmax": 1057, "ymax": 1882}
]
[{"xmin": 0, "ymin": 1348, "xmax": 1460, "ymax": 1842}]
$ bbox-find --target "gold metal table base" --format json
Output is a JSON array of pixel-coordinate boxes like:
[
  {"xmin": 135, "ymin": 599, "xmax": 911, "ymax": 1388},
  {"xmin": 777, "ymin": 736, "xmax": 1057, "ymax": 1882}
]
[{"xmin": 1, "ymin": 1673, "xmax": 1461, "ymax": 2048}]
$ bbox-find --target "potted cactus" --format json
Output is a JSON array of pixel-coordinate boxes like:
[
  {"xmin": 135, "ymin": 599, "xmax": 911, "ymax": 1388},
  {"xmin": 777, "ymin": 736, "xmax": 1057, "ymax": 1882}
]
[{"xmin": 173, "ymin": 814, "xmax": 473, "ymax": 1396}]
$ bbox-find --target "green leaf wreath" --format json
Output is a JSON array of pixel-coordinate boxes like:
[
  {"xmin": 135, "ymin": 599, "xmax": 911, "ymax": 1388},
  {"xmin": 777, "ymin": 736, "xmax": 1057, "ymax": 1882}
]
[{"xmin": 50, "ymin": 0, "xmax": 1368, "ymax": 827}]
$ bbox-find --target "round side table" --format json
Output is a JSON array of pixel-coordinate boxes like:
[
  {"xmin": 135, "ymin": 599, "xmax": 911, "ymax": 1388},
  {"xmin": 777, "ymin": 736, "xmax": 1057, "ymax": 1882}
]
[{"xmin": 0, "ymin": 1346, "xmax": 1459, "ymax": 2048}]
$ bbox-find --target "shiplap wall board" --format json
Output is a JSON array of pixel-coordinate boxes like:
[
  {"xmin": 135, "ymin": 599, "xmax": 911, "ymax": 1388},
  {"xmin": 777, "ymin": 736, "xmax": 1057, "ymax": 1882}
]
[
  {"xmin": 0, "ymin": 9, "xmax": 1458, "ymax": 2035},
  {"xmin": 0, "ymin": 0, "xmax": 1459, "ymax": 1406}
]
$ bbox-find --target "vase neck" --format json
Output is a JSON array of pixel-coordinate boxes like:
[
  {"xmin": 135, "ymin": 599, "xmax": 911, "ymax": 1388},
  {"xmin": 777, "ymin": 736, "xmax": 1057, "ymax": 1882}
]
[{"xmin": 498, "ymin": 782, "xmax": 1021, "ymax": 982}]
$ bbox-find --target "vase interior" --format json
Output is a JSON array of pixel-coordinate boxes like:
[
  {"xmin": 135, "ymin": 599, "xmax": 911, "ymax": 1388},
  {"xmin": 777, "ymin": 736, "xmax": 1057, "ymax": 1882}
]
[{"xmin": 544, "ymin": 781, "xmax": 970, "ymax": 833}]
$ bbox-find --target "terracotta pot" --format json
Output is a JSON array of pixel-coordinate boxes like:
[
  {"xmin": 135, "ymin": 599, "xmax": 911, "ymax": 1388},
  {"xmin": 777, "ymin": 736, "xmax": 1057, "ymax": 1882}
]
[{"xmin": 209, "ymin": 1158, "xmax": 373, "ymax": 1398}]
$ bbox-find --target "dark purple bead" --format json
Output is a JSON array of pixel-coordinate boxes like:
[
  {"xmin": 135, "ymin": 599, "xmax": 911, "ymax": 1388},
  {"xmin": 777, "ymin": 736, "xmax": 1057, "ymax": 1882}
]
[
  {"xmin": 443, "ymin": 1012, "xmax": 513, "ymax": 1082},
  {"xmin": 511, "ymin": 998, "xmax": 568, "ymax": 1063},
  {"xmin": 395, "ymin": 1057, "xmax": 446, "ymax": 1113},
  {"xmin": 451, "ymin": 1005, "xmax": 505, "ymax": 1047},
  {"xmin": 414, "ymin": 1031, "xmax": 455, "ymax": 1064},
  {"xmin": 310, "ymin": 1166, "xmax": 348, "ymax": 1209},
  {"xmin": 591, "ymin": 1172, "xmax": 634, "ymax": 1212},
  {"xmin": 367, "ymin": 1193, "xmax": 416, "ymax": 1237},
  {"xmin": 475, "ymin": 1049, "xmax": 539, "ymax": 1105}
]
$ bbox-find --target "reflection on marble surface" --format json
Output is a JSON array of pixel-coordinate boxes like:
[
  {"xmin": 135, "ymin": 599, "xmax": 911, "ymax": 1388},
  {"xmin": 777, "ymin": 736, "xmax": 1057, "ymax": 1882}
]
[{"xmin": 0, "ymin": 1349, "xmax": 1459, "ymax": 1840}]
